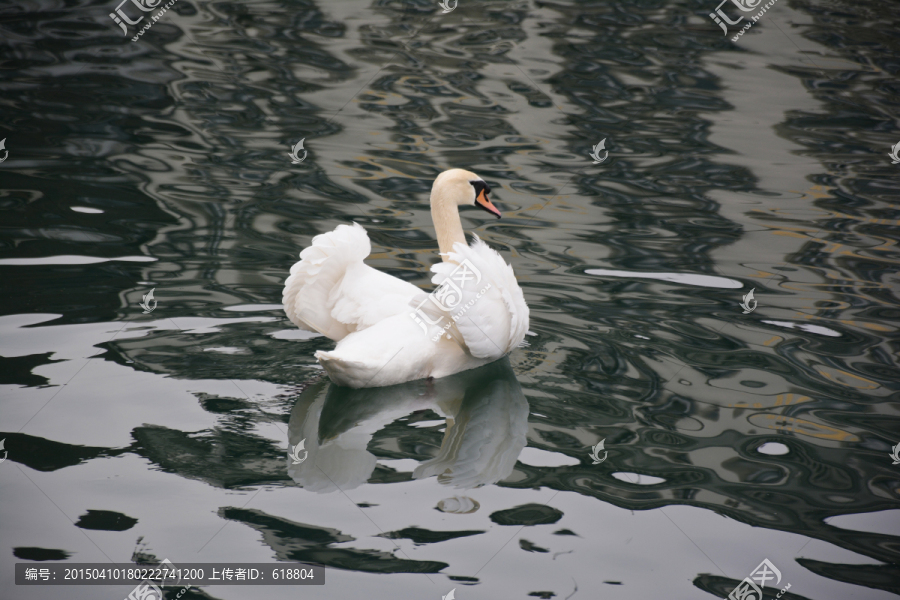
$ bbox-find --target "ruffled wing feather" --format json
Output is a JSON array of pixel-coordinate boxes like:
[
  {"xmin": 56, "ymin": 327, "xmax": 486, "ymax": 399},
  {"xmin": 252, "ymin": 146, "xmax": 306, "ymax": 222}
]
[
  {"xmin": 416, "ymin": 237, "xmax": 528, "ymax": 359},
  {"xmin": 283, "ymin": 223, "xmax": 420, "ymax": 341}
]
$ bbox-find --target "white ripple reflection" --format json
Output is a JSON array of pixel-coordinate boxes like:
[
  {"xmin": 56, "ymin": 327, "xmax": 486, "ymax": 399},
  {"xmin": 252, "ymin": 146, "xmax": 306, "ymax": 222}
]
[{"xmin": 586, "ymin": 269, "xmax": 743, "ymax": 289}]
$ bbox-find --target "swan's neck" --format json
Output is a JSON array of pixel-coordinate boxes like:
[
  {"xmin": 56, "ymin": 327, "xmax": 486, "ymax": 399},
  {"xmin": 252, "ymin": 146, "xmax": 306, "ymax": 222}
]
[{"xmin": 431, "ymin": 190, "xmax": 467, "ymax": 262}]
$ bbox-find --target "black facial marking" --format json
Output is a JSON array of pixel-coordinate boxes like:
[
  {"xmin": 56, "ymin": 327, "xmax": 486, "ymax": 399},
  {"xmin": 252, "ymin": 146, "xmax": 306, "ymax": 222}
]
[{"xmin": 471, "ymin": 180, "xmax": 490, "ymax": 197}]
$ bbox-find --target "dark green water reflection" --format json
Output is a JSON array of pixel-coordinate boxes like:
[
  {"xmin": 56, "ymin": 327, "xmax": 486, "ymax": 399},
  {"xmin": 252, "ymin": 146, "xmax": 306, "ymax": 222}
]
[{"xmin": 1, "ymin": 0, "xmax": 899, "ymax": 598}]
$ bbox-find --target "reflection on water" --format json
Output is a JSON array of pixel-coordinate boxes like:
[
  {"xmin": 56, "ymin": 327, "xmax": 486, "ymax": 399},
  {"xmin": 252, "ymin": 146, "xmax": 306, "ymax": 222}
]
[
  {"xmin": 288, "ymin": 359, "xmax": 527, "ymax": 491},
  {"xmin": 1, "ymin": 0, "xmax": 899, "ymax": 597}
]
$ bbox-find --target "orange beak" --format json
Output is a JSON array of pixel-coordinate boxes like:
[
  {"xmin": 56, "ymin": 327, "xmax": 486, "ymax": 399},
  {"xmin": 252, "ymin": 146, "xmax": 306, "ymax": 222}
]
[{"xmin": 475, "ymin": 189, "xmax": 502, "ymax": 218}]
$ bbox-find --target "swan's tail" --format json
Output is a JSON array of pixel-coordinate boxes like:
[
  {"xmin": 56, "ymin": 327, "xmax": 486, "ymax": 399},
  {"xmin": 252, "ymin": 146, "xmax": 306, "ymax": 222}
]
[
  {"xmin": 283, "ymin": 223, "xmax": 370, "ymax": 341},
  {"xmin": 314, "ymin": 351, "xmax": 372, "ymax": 388}
]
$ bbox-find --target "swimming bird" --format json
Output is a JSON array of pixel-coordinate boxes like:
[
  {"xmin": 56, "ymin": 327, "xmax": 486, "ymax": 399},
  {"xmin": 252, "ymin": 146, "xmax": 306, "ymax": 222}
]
[{"xmin": 282, "ymin": 169, "xmax": 529, "ymax": 388}]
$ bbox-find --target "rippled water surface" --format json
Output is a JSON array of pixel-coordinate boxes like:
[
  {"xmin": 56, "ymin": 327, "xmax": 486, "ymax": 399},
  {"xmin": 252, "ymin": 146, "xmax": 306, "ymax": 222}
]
[{"xmin": 2, "ymin": 0, "xmax": 899, "ymax": 598}]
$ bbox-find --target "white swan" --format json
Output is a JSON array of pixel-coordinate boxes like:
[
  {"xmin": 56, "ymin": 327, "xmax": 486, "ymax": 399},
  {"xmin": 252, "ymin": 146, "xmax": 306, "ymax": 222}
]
[{"xmin": 282, "ymin": 169, "xmax": 529, "ymax": 388}]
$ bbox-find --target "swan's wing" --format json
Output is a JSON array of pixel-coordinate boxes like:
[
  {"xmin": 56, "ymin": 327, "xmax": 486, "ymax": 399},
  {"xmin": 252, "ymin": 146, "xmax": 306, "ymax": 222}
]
[
  {"xmin": 283, "ymin": 223, "xmax": 420, "ymax": 341},
  {"xmin": 422, "ymin": 237, "xmax": 529, "ymax": 359},
  {"xmin": 335, "ymin": 263, "xmax": 423, "ymax": 329}
]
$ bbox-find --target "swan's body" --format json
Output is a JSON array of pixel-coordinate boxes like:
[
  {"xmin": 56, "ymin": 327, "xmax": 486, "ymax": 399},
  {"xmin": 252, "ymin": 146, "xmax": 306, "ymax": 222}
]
[{"xmin": 282, "ymin": 169, "xmax": 529, "ymax": 388}]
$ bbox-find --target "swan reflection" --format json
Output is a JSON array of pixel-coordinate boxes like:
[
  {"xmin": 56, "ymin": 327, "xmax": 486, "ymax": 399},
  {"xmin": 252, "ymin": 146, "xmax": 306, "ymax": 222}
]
[{"xmin": 287, "ymin": 358, "xmax": 528, "ymax": 492}]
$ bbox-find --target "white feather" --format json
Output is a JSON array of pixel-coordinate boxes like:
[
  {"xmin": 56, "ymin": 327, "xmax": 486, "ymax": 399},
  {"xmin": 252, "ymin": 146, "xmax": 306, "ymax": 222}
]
[
  {"xmin": 426, "ymin": 237, "xmax": 528, "ymax": 358},
  {"xmin": 282, "ymin": 223, "xmax": 420, "ymax": 341}
]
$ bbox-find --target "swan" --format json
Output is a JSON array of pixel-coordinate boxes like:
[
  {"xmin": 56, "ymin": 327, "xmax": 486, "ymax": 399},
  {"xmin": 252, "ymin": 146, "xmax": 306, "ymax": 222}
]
[{"xmin": 282, "ymin": 168, "xmax": 529, "ymax": 388}]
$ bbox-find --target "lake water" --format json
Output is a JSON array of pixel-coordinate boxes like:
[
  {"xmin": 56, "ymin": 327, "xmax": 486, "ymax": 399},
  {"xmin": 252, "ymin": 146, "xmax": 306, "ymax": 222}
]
[{"xmin": 1, "ymin": 0, "xmax": 899, "ymax": 599}]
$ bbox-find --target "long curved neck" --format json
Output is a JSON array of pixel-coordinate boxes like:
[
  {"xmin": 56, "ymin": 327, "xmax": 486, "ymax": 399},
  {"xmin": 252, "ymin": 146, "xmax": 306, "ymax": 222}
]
[{"xmin": 431, "ymin": 187, "xmax": 467, "ymax": 263}]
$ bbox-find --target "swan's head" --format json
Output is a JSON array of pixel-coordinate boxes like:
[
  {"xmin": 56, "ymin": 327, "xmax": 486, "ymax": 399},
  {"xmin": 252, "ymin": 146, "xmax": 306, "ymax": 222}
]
[{"xmin": 432, "ymin": 169, "xmax": 501, "ymax": 219}]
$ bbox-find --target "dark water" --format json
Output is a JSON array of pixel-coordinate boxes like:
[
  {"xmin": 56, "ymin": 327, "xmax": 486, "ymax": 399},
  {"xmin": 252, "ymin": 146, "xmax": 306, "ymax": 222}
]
[{"xmin": 1, "ymin": 0, "xmax": 899, "ymax": 598}]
